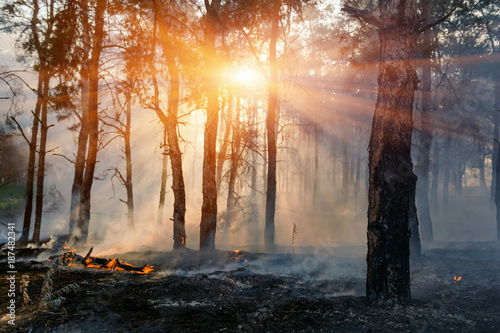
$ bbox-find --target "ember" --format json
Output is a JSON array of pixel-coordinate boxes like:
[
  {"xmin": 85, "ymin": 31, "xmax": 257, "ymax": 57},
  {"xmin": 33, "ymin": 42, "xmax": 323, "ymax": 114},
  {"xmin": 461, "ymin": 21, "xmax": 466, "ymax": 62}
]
[
  {"xmin": 454, "ymin": 276, "xmax": 462, "ymax": 282},
  {"xmin": 50, "ymin": 247, "xmax": 154, "ymax": 274}
]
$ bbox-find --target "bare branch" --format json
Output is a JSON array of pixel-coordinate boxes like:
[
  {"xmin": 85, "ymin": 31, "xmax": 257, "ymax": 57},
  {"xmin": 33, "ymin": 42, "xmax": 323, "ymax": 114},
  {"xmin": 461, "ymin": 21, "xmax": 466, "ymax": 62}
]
[
  {"xmin": 418, "ymin": 6, "xmax": 457, "ymax": 34},
  {"xmin": 341, "ymin": 6, "xmax": 382, "ymax": 28}
]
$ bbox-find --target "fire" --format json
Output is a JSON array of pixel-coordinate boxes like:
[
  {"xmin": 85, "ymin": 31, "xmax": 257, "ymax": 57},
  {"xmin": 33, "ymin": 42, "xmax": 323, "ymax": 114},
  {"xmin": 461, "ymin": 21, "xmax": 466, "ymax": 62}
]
[
  {"xmin": 181, "ymin": 237, "xmax": 185, "ymax": 245},
  {"xmin": 233, "ymin": 250, "xmax": 247, "ymax": 262},
  {"xmin": 454, "ymin": 276, "xmax": 462, "ymax": 281},
  {"xmin": 51, "ymin": 248, "xmax": 154, "ymax": 274}
]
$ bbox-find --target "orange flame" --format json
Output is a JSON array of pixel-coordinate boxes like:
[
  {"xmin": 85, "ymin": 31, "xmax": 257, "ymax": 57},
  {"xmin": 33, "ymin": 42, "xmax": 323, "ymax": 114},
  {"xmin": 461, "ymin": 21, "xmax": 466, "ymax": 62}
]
[
  {"xmin": 181, "ymin": 237, "xmax": 185, "ymax": 245},
  {"xmin": 454, "ymin": 276, "xmax": 462, "ymax": 281}
]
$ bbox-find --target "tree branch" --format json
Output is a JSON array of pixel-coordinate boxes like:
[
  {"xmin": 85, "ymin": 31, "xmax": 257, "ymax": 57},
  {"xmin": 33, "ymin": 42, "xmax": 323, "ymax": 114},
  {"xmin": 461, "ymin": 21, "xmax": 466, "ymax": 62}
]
[
  {"xmin": 341, "ymin": 5, "xmax": 382, "ymax": 28},
  {"xmin": 418, "ymin": 6, "xmax": 457, "ymax": 34}
]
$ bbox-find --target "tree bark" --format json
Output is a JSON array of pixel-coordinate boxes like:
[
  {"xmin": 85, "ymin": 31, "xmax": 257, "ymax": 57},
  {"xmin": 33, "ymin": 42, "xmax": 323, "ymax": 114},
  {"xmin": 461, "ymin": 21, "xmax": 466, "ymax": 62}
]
[
  {"xmin": 69, "ymin": 0, "xmax": 90, "ymax": 236},
  {"xmin": 415, "ymin": 0, "xmax": 434, "ymax": 243},
  {"xmin": 153, "ymin": 0, "xmax": 187, "ymax": 249},
  {"xmin": 494, "ymin": 64, "xmax": 500, "ymax": 241},
  {"xmin": 19, "ymin": 73, "xmax": 42, "ymax": 242},
  {"xmin": 344, "ymin": 0, "xmax": 420, "ymax": 304},
  {"xmin": 32, "ymin": 71, "xmax": 50, "ymax": 243},
  {"xmin": 157, "ymin": 130, "xmax": 168, "ymax": 226},
  {"xmin": 264, "ymin": 0, "xmax": 281, "ymax": 252},
  {"xmin": 124, "ymin": 86, "xmax": 134, "ymax": 229},
  {"xmin": 200, "ymin": 0, "xmax": 220, "ymax": 251},
  {"xmin": 76, "ymin": 0, "xmax": 106, "ymax": 244}
]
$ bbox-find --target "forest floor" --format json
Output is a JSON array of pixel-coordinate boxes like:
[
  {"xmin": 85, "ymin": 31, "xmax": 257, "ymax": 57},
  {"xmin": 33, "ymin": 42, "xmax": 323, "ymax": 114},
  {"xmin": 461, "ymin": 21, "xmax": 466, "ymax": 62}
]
[{"xmin": 1, "ymin": 242, "xmax": 500, "ymax": 333}]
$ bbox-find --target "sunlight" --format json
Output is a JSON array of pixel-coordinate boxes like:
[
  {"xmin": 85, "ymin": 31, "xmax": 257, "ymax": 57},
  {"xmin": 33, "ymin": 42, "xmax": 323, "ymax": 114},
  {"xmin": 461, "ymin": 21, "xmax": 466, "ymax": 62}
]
[{"xmin": 228, "ymin": 65, "xmax": 262, "ymax": 89}]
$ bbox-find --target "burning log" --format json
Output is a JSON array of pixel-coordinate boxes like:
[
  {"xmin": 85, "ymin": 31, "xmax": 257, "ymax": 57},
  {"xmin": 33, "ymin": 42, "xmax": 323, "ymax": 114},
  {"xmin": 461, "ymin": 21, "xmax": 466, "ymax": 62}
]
[{"xmin": 49, "ymin": 247, "xmax": 154, "ymax": 274}]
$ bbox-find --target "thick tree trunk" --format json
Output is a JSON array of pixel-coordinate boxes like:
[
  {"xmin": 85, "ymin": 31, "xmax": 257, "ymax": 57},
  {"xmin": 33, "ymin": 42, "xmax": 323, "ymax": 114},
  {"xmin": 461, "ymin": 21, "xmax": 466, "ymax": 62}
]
[
  {"xmin": 19, "ymin": 73, "xmax": 42, "ymax": 242},
  {"xmin": 32, "ymin": 71, "xmax": 50, "ymax": 243},
  {"xmin": 200, "ymin": 0, "xmax": 220, "ymax": 251},
  {"xmin": 264, "ymin": 0, "xmax": 280, "ymax": 252},
  {"xmin": 409, "ymin": 173, "xmax": 422, "ymax": 257},
  {"xmin": 76, "ymin": 0, "xmax": 105, "ymax": 244},
  {"xmin": 69, "ymin": 1, "xmax": 90, "ymax": 236},
  {"xmin": 348, "ymin": 0, "xmax": 419, "ymax": 304},
  {"xmin": 415, "ymin": 1, "xmax": 434, "ymax": 242}
]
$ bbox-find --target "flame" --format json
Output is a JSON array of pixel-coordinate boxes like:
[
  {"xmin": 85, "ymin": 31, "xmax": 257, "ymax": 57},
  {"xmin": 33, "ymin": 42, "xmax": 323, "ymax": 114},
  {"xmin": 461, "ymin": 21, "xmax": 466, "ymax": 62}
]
[
  {"xmin": 141, "ymin": 265, "xmax": 154, "ymax": 274},
  {"xmin": 234, "ymin": 250, "xmax": 245, "ymax": 260},
  {"xmin": 63, "ymin": 245, "xmax": 70, "ymax": 249},
  {"xmin": 454, "ymin": 276, "xmax": 462, "ymax": 281},
  {"xmin": 106, "ymin": 258, "xmax": 118, "ymax": 269},
  {"xmin": 181, "ymin": 237, "xmax": 185, "ymax": 245}
]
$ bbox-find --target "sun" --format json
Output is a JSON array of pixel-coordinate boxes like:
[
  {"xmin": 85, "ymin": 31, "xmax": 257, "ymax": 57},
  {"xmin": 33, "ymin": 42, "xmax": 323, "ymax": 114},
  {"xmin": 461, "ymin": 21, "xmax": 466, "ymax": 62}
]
[{"xmin": 228, "ymin": 65, "xmax": 262, "ymax": 89}]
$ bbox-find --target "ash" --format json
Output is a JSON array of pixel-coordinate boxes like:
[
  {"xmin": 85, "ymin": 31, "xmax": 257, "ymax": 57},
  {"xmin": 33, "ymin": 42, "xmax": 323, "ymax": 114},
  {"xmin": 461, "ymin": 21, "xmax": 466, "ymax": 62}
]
[{"xmin": 1, "ymin": 243, "xmax": 499, "ymax": 333}]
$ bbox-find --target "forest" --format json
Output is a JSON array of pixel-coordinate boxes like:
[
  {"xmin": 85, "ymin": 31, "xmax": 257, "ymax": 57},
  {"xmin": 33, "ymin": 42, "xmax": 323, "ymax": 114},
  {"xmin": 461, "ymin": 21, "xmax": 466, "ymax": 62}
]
[{"xmin": 1, "ymin": 0, "xmax": 500, "ymax": 332}]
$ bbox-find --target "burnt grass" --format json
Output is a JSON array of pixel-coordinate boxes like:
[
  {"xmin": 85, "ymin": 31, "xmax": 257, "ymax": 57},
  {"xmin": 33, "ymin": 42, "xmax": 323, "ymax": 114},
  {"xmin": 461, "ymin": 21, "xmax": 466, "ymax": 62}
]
[{"xmin": 1, "ymin": 243, "xmax": 500, "ymax": 332}]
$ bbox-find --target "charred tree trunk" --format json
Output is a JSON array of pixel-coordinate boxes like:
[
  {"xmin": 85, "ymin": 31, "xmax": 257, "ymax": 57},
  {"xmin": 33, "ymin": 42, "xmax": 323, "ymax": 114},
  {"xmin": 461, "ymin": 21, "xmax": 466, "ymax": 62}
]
[
  {"xmin": 415, "ymin": 0, "xmax": 434, "ymax": 243},
  {"xmin": 200, "ymin": 0, "xmax": 220, "ymax": 251},
  {"xmin": 225, "ymin": 98, "xmax": 242, "ymax": 236},
  {"xmin": 69, "ymin": 1, "xmax": 90, "ymax": 236},
  {"xmin": 153, "ymin": 0, "xmax": 187, "ymax": 250},
  {"xmin": 76, "ymin": 0, "xmax": 105, "ymax": 244},
  {"xmin": 264, "ymin": 0, "xmax": 281, "ymax": 252},
  {"xmin": 32, "ymin": 70, "xmax": 50, "ymax": 243},
  {"xmin": 19, "ymin": 73, "xmax": 42, "ymax": 242},
  {"xmin": 343, "ymin": 0, "xmax": 421, "ymax": 304},
  {"xmin": 409, "ymin": 173, "xmax": 422, "ymax": 257}
]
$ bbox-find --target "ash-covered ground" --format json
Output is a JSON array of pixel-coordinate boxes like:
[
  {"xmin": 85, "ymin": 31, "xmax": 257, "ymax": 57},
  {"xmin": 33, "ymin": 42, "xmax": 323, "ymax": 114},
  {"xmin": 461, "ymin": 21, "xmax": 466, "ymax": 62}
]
[{"xmin": 1, "ymin": 242, "xmax": 500, "ymax": 332}]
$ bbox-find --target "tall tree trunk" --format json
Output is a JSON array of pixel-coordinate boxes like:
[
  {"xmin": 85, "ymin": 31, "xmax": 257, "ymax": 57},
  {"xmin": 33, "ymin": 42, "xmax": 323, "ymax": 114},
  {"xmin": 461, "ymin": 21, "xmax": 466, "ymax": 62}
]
[
  {"xmin": 344, "ymin": 0, "xmax": 420, "ymax": 304},
  {"xmin": 153, "ymin": 0, "xmax": 187, "ymax": 249},
  {"xmin": 124, "ymin": 86, "xmax": 134, "ymax": 229},
  {"xmin": 443, "ymin": 135, "xmax": 451, "ymax": 215},
  {"xmin": 494, "ymin": 65, "xmax": 500, "ymax": 241},
  {"xmin": 76, "ymin": 0, "xmax": 105, "ymax": 244},
  {"xmin": 69, "ymin": 0, "xmax": 90, "ymax": 236},
  {"xmin": 19, "ymin": 73, "xmax": 42, "ymax": 242},
  {"xmin": 430, "ymin": 138, "xmax": 440, "ymax": 204},
  {"xmin": 32, "ymin": 71, "xmax": 50, "ymax": 243},
  {"xmin": 200, "ymin": 0, "xmax": 220, "ymax": 251},
  {"xmin": 225, "ymin": 98, "xmax": 242, "ymax": 236},
  {"xmin": 264, "ymin": 0, "xmax": 280, "ymax": 252},
  {"xmin": 415, "ymin": 0, "xmax": 434, "ymax": 243},
  {"xmin": 216, "ymin": 100, "xmax": 231, "ymax": 196},
  {"xmin": 409, "ymin": 173, "xmax": 422, "ymax": 257},
  {"xmin": 342, "ymin": 124, "xmax": 349, "ymax": 204},
  {"xmin": 313, "ymin": 125, "xmax": 319, "ymax": 203},
  {"xmin": 157, "ymin": 130, "xmax": 168, "ymax": 226},
  {"xmin": 492, "ymin": 104, "xmax": 499, "ymax": 204}
]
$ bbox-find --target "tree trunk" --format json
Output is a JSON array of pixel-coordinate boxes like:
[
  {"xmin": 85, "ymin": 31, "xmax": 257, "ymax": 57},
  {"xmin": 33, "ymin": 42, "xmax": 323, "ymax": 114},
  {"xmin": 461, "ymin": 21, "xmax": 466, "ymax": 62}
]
[
  {"xmin": 200, "ymin": 0, "xmax": 220, "ymax": 251},
  {"xmin": 492, "ymin": 104, "xmax": 499, "ymax": 204},
  {"xmin": 76, "ymin": 0, "xmax": 105, "ymax": 244},
  {"xmin": 344, "ymin": 0, "xmax": 419, "ymax": 304},
  {"xmin": 69, "ymin": 0, "xmax": 90, "ymax": 237},
  {"xmin": 415, "ymin": 0, "xmax": 434, "ymax": 243},
  {"xmin": 157, "ymin": 130, "xmax": 168, "ymax": 226},
  {"xmin": 409, "ymin": 173, "xmax": 422, "ymax": 257},
  {"xmin": 342, "ymin": 124, "xmax": 349, "ymax": 204},
  {"xmin": 264, "ymin": 0, "xmax": 281, "ymax": 252},
  {"xmin": 153, "ymin": 0, "xmax": 187, "ymax": 249},
  {"xmin": 443, "ymin": 135, "xmax": 451, "ymax": 214},
  {"xmin": 313, "ymin": 125, "xmax": 319, "ymax": 203},
  {"xmin": 124, "ymin": 87, "xmax": 134, "ymax": 229},
  {"xmin": 19, "ymin": 73, "xmax": 42, "ymax": 242},
  {"xmin": 32, "ymin": 71, "xmax": 50, "ymax": 243},
  {"xmin": 494, "ymin": 64, "xmax": 500, "ymax": 241},
  {"xmin": 430, "ymin": 138, "xmax": 440, "ymax": 204}
]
